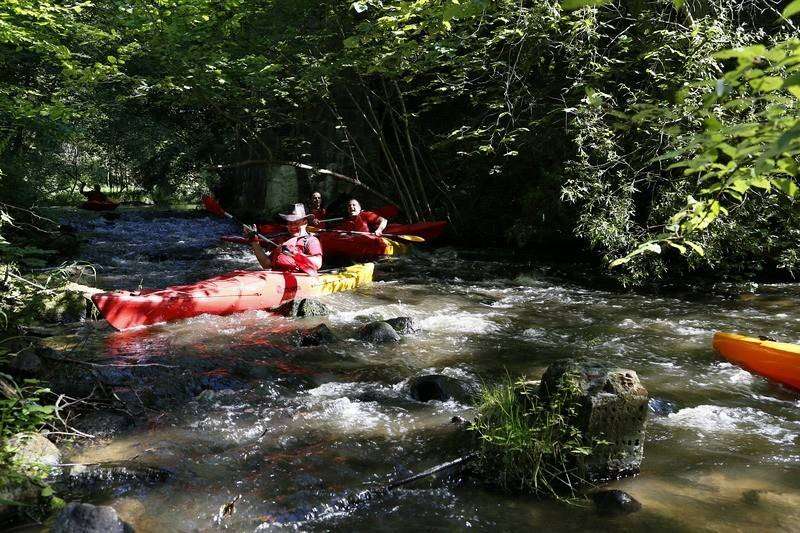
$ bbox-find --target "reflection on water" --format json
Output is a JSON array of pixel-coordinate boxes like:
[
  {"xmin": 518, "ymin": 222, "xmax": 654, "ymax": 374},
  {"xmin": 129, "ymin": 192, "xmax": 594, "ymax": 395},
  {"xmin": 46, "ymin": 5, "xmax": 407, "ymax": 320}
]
[{"xmin": 39, "ymin": 209, "xmax": 800, "ymax": 531}]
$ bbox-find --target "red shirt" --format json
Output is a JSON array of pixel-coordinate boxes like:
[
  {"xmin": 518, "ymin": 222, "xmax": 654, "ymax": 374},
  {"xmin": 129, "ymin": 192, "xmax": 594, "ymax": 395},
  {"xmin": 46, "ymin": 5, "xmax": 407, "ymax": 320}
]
[
  {"xmin": 311, "ymin": 207, "xmax": 326, "ymax": 228},
  {"xmin": 270, "ymin": 235, "xmax": 322, "ymax": 272},
  {"xmin": 340, "ymin": 211, "xmax": 382, "ymax": 233}
]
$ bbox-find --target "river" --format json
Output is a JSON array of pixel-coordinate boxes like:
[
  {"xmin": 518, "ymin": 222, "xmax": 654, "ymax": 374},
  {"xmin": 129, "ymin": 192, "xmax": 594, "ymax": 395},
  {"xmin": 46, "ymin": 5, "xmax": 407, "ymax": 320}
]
[{"xmin": 34, "ymin": 208, "xmax": 800, "ymax": 531}]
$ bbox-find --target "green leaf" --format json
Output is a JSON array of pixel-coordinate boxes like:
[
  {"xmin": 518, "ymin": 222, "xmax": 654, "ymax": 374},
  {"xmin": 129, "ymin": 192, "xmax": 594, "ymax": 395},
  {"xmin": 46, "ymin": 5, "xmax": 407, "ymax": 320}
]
[
  {"xmin": 774, "ymin": 178, "xmax": 799, "ymax": 197},
  {"xmin": 40, "ymin": 486, "xmax": 54, "ymax": 498},
  {"xmin": 560, "ymin": 0, "xmax": 610, "ymax": 11},
  {"xmin": 748, "ymin": 76, "xmax": 784, "ymax": 92},
  {"xmin": 783, "ymin": 0, "xmax": 800, "ymax": 18},
  {"xmin": 685, "ymin": 240, "xmax": 705, "ymax": 256},
  {"xmin": 343, "ymin": 36, "xmax": 360, "ymax": 49}
]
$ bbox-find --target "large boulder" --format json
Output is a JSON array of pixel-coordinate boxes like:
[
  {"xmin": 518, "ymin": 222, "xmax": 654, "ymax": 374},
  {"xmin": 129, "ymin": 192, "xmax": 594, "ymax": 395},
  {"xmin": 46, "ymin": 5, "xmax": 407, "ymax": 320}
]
[
  {"xmin": 538, "ymin": 361, "xmax": 648, "ymax": 482},
  {"xmin": 51, "ymin": 502, "xmax": 133, "ymax": 533},
  {"xmin": 358, "ymin": 321, "xmax": 401, "ymax": 343}
]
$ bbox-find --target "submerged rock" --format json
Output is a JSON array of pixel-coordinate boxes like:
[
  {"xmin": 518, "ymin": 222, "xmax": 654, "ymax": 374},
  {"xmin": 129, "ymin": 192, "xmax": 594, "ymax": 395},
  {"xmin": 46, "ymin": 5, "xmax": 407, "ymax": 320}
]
[
  {"xmin": 648, "ymin": 397, "xmax": 677, "ymax": 417},
  {"xmin": 384, "ymin": 317, "xmax": 417, "ymax": 334},
  {"xmin": 51, "ymin": 502, "xmax": 133, "ymax": 533},
  {"xmin": 591, "ymin": 489, "xmax": 642, "ymax": 516},
  {"xmin": 56, "ymin": 461, "xmax": 171, "ymax": 495},
  {"xmin": 291, "ymin": 324, "xmax": 337, "ymax": 347},
  {"xmin": 539, "ymin": 361, "xmax": 649, "ymax": 482},
  {"xmin": 71, "ymin": 411, "xmax": 135, "ymax": 439},
  {"xmin": 358, "ymin": 321, "xmax": 401, "ymax": 343},
  {"xmin": 405, "ymin": 374, "xmax": 475, "ymax": 403}
]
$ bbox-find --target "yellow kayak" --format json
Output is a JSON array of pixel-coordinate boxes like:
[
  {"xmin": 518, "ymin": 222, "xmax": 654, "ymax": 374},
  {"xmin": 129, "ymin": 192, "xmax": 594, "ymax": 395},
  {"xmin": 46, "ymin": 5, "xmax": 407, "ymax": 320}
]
[{"xmin": 712, "ymin": 332, "xmax": 800, "ymax": 390}]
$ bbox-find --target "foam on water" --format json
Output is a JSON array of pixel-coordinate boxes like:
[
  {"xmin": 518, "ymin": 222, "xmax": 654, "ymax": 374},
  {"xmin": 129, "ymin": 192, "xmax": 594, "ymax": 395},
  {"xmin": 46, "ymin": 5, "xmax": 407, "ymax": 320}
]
[{"xmin": 663, "ymin": 404, "xmax": 799, "ymax": 445}]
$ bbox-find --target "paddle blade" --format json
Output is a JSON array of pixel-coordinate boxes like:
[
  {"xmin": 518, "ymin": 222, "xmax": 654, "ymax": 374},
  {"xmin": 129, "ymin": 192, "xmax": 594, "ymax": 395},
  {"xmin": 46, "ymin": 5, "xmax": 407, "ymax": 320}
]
[
  {"xmin": 202, "ymin": 195, "xmax": 225, "ymax": 217},
  {"xmin": 390, "ymin": 234, "xmax": 425, "ymax": 243}
]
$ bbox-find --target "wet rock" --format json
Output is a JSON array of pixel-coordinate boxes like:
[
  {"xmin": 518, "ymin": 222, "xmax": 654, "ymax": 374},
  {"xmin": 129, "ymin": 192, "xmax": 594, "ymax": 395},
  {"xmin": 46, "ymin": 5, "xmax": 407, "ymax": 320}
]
[
  {"xmin": 71, "ymin": 411, "xmax": 135, "ymax": 439},
  {"xmin": 7, "ymin": 432, "xmax": 61, "ymax": 468},
  {"xmin": 279, "ymin": 298, "xmax": 330, "ymax": 318},
  {"xmin": 384, "ymin": 317, "xmax": 417, "ymax": 335},
  {"xmin": 648, "ymin": 397, "xmax": 677, "ymax": 417},
  {"xmin": 539, "ymin": 361, "xmax": 649, "ymax": 482},
  {"xmin": 290, "ymin": 324, "xmax": 337, "ymax": 347},
  {"xmin": 358, "ymin": 321, "xmax": 401, "ymax": 343},
  {"xmin": 112, "ymin": 498, "xmax": 145, "ymax": 526},
  {"xmin": 405, "ymin": 374, "xmax": 476, "ymax": 403},
  {"xmin": 591, "ymin": 490, "xmax": 642, "ymax": 516},
  {"xmin": 57, "ymin": 462, "xmax": 171, "ymax": 496},
  {"xmin": 9, "ymin": 347, "xmax": 42, "ymax": 373},
  {"xmin": 51, "ymin": 501, "xmax": 133, "ymax": 533}
]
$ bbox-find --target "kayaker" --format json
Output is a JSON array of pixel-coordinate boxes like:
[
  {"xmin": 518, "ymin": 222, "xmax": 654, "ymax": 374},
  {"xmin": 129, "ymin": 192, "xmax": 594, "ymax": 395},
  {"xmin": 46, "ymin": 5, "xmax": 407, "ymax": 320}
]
[
  {"xmin": 80, "ymin": 182, "xmax": 110, "ymax": 203},
  {"xmin": 245, "ymin": 204, "xmax": 323, "ymax": 273},
  {"xmin": 340, "ymin": 199, "xmax": 388, "ymax": 236},
  {"xmin": 308, "ymin": 191, "xmax": 326, "ymax": 227}
]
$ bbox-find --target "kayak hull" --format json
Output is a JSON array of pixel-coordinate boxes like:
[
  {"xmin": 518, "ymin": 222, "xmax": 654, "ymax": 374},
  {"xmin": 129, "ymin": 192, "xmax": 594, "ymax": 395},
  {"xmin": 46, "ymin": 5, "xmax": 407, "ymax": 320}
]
[
  {"xmin": 257, "ymin": 221, "xmax": 447, "ymax": 242},
  {"xmin": 92, "ymin": 263, "xmax": 374, "ymax": 330},
  {"xmin": 712, "ymin": 332, "xmax": 800, "ymax": 390},
  {"xmin": 223, "ymin": 233, "xmax": 409, "ymax": 261}
]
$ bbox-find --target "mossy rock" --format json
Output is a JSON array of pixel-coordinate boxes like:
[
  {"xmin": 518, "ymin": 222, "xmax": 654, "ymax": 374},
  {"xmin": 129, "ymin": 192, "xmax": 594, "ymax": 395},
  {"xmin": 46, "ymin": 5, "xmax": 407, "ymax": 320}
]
[{"xmin": 27, "ymin": 290, "xmax": 92, "ymax": 324}]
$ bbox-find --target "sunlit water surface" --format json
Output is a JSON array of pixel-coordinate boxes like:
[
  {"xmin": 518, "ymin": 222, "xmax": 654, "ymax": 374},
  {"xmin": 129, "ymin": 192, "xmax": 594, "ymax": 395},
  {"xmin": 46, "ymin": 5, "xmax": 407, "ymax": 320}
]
[{"xmin": 34, "ymin": 209, "xmax": 800, "ymax": 531}]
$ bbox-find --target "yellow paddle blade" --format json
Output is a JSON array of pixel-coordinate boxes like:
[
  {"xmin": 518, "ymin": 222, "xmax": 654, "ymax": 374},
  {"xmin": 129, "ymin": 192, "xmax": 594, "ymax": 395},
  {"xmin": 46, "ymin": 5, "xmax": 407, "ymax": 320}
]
[{"xmin": 391, "ymin": 234, "xmax": 425, "ymax": 243}]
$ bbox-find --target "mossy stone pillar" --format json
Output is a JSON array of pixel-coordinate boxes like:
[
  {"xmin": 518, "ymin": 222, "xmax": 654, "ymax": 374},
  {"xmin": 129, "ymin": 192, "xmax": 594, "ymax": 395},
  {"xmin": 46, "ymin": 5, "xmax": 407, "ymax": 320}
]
[{"xmin": 539, "ymin": 361, "xmax": 648, "ymax": 482}]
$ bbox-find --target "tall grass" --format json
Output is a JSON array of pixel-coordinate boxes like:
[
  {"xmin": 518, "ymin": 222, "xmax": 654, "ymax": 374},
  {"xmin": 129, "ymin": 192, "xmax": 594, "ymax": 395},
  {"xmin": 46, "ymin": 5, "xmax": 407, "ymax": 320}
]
[{"xmin": 470, "ymin": 373, "xmax": 596, "ymax": 498}]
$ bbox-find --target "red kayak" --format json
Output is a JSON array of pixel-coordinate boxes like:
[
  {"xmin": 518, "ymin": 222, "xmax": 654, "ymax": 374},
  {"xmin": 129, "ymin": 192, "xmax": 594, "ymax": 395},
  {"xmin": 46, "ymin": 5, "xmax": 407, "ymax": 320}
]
[
  {"xmin": 80, "ymin": 199, "xmax": 119, "ymax": 212},
  {"xmin": 257, "ymin": 220, "xmax": 446, "ymax": 242},
  {"xmin": 92, "ymin": 264, "xmax": 374, "ymax": 330},
  {"xmin": 222, "ymin": 232, "xmax": 409, "ymax": 261}
]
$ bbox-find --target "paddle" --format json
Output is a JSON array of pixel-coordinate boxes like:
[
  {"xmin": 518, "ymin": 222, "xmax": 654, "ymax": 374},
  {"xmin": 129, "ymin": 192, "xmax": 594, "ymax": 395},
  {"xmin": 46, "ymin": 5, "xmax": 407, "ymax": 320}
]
[
  {"xmin": 202, "ymin": 195, "xmax": 319, "ymax": 276},
  {"xmin": 308, "ymin": 227, "xmax": 425, "ymax": 243}
]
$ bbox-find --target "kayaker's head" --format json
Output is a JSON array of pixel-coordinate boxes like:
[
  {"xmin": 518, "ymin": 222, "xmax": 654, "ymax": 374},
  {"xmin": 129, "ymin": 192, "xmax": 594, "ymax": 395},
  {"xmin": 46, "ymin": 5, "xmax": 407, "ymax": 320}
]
[
  {"xmin": 347, "ymin": 199, "xmax": 362, "ymax": 217},
  {"xmin": 279, "ymin": 203, "xmax": 309, "ymax": 236},
  {"xmin": 310, "ymin": 191, "xmax": 322, "ymax": 209},
  {"xmin": 92, "ymin": 184, "xmax": 101, "ymax": 193}
]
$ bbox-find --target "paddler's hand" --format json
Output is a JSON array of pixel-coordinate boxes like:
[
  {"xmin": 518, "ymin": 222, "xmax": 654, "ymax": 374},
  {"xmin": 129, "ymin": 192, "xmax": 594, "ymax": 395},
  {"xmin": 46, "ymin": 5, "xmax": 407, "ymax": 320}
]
[
  {"xmin": 374, "ymin": 229, "xmax": 383, "ymax": 237},
  {"xmin": 243, "ymin": 224, "xmax": 259, "ymax": 244}
]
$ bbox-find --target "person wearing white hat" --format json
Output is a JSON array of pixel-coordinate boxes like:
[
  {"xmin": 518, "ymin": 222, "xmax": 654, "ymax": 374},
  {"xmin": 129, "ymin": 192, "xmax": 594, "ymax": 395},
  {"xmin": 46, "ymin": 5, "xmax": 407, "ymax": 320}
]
[{"xmin": 244, "ymin": 203, "xmax": 322, "ymax": 272}]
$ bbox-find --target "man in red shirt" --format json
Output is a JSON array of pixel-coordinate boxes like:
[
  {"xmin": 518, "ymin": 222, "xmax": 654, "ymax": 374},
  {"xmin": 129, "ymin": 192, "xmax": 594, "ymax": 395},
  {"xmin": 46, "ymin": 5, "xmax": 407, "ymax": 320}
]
[
  {"xmin": 309, "ymin": 191, "xmax": 326, "ymax": 227},
  {"xmin": 245, "ymin": 204, "xmax": 323, "ymax": 273},
  {"xmin": 340, "ymin": 198, "xmax": 388, "ymax": 236}
]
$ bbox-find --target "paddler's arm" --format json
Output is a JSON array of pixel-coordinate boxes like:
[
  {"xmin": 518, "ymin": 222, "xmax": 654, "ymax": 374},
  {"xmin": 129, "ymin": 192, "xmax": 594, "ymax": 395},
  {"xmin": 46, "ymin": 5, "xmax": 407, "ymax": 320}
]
[
  {"xmin": 250, "ymin": 241, "xmax": 272, "ymax": 270},
  {"xmin": 374, "ymin": 216, "xmax": 387, "ymax": 237}
]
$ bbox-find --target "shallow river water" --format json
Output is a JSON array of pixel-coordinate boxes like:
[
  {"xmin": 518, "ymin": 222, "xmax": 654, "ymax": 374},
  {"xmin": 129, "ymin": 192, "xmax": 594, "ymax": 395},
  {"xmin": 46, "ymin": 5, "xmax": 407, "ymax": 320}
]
[{"xmin": 38, "ymin": 209, "xmax": 800, "ymax": 531}]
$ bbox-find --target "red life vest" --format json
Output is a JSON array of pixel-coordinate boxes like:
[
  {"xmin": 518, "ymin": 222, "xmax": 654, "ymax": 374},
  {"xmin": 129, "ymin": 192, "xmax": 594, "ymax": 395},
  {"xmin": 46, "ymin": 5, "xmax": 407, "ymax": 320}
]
[{"xmin": 270, "ymin": 235, "xmax": 322, "ymax": 272}]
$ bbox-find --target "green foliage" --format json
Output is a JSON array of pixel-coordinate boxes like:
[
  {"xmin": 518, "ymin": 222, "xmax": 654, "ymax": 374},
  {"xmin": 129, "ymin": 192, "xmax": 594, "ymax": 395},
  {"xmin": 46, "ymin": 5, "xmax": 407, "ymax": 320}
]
[{"xmin": 471, "ymin": 374, "xmax": 596, "ymax": 497}]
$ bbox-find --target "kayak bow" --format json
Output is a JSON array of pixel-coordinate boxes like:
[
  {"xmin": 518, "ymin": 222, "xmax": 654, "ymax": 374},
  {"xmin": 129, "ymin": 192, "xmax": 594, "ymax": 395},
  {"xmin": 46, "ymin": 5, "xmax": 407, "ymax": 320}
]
[{"xmin": 712, "ymin": 332, "xmax": 800, "ymax": 390}]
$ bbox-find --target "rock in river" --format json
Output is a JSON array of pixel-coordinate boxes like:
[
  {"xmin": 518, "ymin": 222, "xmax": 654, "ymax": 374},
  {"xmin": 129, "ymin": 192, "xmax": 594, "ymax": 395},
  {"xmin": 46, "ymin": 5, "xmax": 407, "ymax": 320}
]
[
  {"xmin": 7, "ymin": 432, "xmax": 61, "ymax": 468},
  {"xmin": 591, "ymin": 489, "xmax": 642, "ymax": 516},
  {"xmin": 539, "ymin": 361, "xmax": 649, "ymax": 482},
  {"xmin": 384, "ymin": 316, "xmax": 417, "ymax": 334},
  {"xmin": 280, "ymin": 298, "xmax": 330, "ymax": 318},
  {"xmin": 404, "ymin": 374, "xmax": 476, "ymax": 403},
  {"xmin": 358, "ymin": 321, "xmax": 401, "ymax": 343},
  {"xmin": 290, "ymin": 323, "xmax": 337, "ymax": 346},
  {"xmin": 51, "ymin": 502, "xmax": 133, "ymax": 533}
]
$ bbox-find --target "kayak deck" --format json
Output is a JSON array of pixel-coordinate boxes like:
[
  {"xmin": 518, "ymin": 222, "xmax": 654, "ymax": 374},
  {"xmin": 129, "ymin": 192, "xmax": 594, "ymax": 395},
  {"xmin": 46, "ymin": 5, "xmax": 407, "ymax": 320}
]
[
  {"xmin": 712, "ymin": 332, "xmax": 800, "ymax": 390},
  {"xmin": 93, "ymin": 263, "xmax": 374, "ymax": 330},
  {"xmin": 221, "ymin": 233, "xmax": 409, "ymax": 261}
]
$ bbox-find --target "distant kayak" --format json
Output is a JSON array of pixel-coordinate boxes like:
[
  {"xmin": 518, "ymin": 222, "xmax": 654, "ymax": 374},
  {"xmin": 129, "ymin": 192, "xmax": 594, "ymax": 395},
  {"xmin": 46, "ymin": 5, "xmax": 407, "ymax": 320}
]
[
  {"xmin": 222, "ymin": 232, "xmax": 409, "ymax": 262},
  {"xmin": 80, "ymin": 199, "xmax": 119, "ymax": 211},
  {"xmin": 712, "ymin": 332, "xmax": 800, "ymax": 390},
  {"xmin": 92, "ymin": 263, "xmax": 374, "ymax": 330}
]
